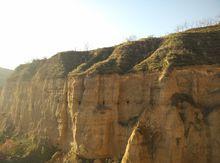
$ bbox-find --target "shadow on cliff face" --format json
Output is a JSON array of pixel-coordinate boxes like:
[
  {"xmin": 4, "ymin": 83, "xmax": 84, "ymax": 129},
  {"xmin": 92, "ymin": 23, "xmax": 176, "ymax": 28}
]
[
  {"xmin": 136, "ymin": 124, "xmax": 162, "ymax": 160},
  {"xmin": 171, "ymin": 92, "xmax": 220, "ymax": 119}
]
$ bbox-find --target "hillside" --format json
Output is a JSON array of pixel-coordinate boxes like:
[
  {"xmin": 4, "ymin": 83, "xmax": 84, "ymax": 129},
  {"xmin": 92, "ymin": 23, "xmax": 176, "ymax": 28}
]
[
  {"xmin": 6, "ymin": 24, "xmax": 220, "ymax": 80},
  {"xmin": 71, "ymin": 24, "xmax": 220, "ymax": 76},
  {"xmin": 9, "ymin": 24, "xmax": 219, "ymax": 79},
  {"xmin": 0, "ymin": 24, "xmax": 220, "ymax": 163},
  {"xmin": 0, "ymin": 67, "xmax": 13, "ymax": 86}
]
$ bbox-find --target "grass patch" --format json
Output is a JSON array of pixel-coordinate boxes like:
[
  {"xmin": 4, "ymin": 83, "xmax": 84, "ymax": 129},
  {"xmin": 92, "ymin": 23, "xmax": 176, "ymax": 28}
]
[
  {"xmin": 8, "ymin": 24, "xmax": 220, "ymax": 80},
  {"xmin": 0, "ymin": 135, "xmax": 57, "ymax": 163},
  {"xmin": 133, "ymin": 24, "xmax": 220, "ymax": 73}
]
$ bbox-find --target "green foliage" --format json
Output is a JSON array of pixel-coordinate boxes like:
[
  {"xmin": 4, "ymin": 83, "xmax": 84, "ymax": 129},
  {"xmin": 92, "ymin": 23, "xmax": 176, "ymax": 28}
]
[
  {"xmin": 0, "ymin": 136, "xmax": 57, "ymax": 163},
  {"xmin": 0, "ymin": 137, "xmax": 34, "ymax": 158}
]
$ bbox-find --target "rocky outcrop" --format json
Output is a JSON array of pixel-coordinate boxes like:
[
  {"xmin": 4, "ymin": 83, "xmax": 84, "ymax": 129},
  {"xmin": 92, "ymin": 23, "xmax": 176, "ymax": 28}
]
[
  {"xmin": 0, "ymin": 24, "xmax": 220, "ymax": 162},
  {"xmin": 66, "ymin": 72, "xmax": 159, "ymax": 162},
  {"xmin": 122, "ymin": 66, "xmax": 220, "ymax": 163}
]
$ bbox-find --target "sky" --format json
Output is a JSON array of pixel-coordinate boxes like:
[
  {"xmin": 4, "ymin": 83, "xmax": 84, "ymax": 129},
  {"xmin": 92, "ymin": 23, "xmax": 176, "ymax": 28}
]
[{"xmin": 0, "ymin": 0, "xmax": 219, "ymax": 69}]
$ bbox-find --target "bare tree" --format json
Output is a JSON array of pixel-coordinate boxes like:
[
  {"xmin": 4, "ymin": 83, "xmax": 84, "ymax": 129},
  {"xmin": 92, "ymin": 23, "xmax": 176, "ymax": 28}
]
[{"xmin": 174, "ymin": 16, "xmax": 220, "ymax": 33}]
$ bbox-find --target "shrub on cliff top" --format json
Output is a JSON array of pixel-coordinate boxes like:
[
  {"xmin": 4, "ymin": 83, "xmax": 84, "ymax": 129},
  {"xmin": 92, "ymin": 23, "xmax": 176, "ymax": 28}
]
[
  {"xmin": 133, "ymin": 24, "xmax": 220, "ymax": 73},
  {"xmin": 73, "ymin": 24, "xmax": 220, "ymax": 76},
  {"xmin": 71, "ymin": 47, "xmax": 115, "ymax": 75},
  {"xmin": 73, "ymin": 37, "xmax": 163, "ymax": 75},
  {"xmin": 8, "ymin": 24, "xmax": 220, "ymax": 81},
  {"xmin": 9, "ymin": 59, "xmax": 46, "ymax": 81}
]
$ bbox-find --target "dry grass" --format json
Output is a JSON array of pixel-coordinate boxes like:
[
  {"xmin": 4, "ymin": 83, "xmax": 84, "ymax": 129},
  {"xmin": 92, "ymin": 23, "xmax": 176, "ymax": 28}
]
[{"xmin": 9, "ymin": 24, "xmax": 220, "ymax": 81}]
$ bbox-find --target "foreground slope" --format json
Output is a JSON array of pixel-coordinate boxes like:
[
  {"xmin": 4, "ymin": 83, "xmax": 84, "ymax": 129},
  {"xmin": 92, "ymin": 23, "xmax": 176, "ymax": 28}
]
[{"xmin": 0, "ymin": 24, "xmax": 220, "ymax": 163}]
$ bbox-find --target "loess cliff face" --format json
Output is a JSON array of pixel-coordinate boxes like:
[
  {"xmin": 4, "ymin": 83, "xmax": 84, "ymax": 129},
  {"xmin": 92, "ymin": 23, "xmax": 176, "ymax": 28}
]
[
  {"xmin": 122, "ymin": 66, "xmax": 220, "ymax": 163},
  {"xmin": 0, "ymin": 24, "xmax": 220, "ymax": 163},
  {"xmin": 67, "ymin": 72, "xmax": 159, "ymax": 162}
]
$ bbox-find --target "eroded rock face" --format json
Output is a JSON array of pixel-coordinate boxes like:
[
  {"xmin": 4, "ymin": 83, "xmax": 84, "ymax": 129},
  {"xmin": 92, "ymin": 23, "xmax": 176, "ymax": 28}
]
[
  {"xmin": 0, "ymin": 77, "xmax": 67, "ymax": 146},
  {"xmin": 0, "ymin": 24, "xmax": 220, "ymax": 162},
  {"xmin": 122, "ymin": 66, "xmax": 220, "ymax": 163},
  {"xmin": 61, "ymin": 66, "xmax": 219, "ymax": 163},
  {"xmin": 0, "ymin": 63, "xmax": 220, "ymax": 163},
  {"xmin": 67, "ymin": 73, "xmax": 159, "ymax": 161}
]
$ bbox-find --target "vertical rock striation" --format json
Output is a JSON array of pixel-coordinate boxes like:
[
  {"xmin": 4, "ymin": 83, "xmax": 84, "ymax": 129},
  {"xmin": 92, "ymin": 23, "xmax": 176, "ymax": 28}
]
[{"xmin": 0, "ymin": 24, "xmax": 220, "ymax": 162}]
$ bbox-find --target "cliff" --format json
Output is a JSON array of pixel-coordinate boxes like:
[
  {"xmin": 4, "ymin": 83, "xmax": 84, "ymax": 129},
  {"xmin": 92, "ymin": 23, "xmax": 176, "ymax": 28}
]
[{"xmin": 0, "ymin": 24, "xmax": 220, "ymax": 163}]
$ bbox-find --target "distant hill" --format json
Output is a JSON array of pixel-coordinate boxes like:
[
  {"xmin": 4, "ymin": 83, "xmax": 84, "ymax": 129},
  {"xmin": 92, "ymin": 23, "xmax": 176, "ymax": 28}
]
[{"xmin": 0, "ymin": 67, "xmax": 13, "ymax": 86}]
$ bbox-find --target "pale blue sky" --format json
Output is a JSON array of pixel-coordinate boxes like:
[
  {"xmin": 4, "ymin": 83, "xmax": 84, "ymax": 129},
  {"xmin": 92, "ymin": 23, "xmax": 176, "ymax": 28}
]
[
  {"xmin": 82, "ymin": 0, "xmax": 220, "ymax": 35},
  {"xmin": 0, "ymin": 0, "xmax": 219, "ymax": 69}
]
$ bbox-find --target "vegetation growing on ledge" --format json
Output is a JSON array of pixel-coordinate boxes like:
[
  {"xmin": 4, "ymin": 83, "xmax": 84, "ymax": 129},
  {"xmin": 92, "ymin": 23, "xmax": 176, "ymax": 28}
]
[
  {"xmin": 71, "ymin": 47, "xmax": 115, "ymax": 74},
  {"xmin": 0, "ymin": 134, "xmax": 57, "ymax": 163},
  {"xmin": 83, "ymin": 37, "xmax": 163, "ymax": 75},
  {"xmin": 9, "ymin": 59, "xmax": 47, "ymax": 81},
  {"xmin": 133, "ymin": 24, "xmax": 220, "ymax": 73},
  {"xmin": 8, "ymin": 24, "xmax": 220, "ymax": 81}
]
